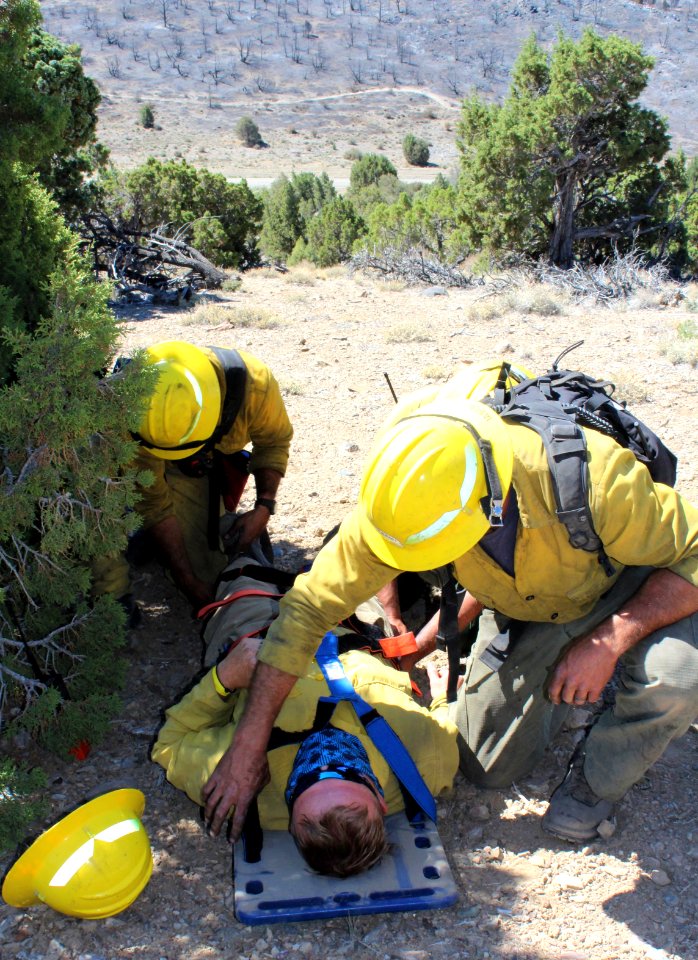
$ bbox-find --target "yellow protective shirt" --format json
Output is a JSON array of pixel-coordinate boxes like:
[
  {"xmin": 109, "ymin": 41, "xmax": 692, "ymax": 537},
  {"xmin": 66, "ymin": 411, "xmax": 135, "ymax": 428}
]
[
  {"xmin": 151, "ymin": 649, "xmax": 458, "ymax": 830},
  {"xmin": 135, "ymin": 348, "xmax": 293, "ymax": 529},
  {"xmin": 258, "ymin": 421, "xmax": 698, "ymax": 679}
]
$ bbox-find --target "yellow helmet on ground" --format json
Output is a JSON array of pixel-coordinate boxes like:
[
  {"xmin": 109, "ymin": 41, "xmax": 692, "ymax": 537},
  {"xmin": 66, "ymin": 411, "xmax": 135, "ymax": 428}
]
[
  {"xmin": 1, "ymin": 788, "xmax": 152, "ymax": 919},
  {"xmin": 137, "ymin": 341, "xmax": 221, "ymax": 460},
  {"xmin": 358, "ymin": 398, "xmax": 514, "ymax": 571}
]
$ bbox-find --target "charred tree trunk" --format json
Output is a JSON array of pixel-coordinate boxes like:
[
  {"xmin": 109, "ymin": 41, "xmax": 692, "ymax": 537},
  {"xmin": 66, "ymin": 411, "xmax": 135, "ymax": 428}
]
[{"xmin": 549, "ymin": 171, "xmax": 578, "ymax": 268}]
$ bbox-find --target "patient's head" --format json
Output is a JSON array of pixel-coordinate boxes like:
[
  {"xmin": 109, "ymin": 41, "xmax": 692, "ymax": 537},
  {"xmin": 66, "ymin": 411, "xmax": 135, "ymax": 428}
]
[
  {"xmin": 290, "ymin": 775, "xmax": 389, "ymax": 877},
  {"xmin": 285, "ymin": 728, "xmax": 390, "ymax": 877}
]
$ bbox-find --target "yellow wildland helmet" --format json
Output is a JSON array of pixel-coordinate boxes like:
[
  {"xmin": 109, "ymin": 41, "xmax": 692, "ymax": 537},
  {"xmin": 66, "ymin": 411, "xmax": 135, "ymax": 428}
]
[
  {"xmin": 359, "ymin": 397, "xmax": 514, "ymax": 571},
  {"xmin": 137, "ymin": 341, "xmax": 221, "ymax": 459},
  {"xmin": 1, "ymin": 788, "xmax": 152, "ymax": 920}
]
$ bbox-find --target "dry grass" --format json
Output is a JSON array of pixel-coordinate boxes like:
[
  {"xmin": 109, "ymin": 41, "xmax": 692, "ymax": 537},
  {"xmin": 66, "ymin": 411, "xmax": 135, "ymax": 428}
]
[
  {"xmin": 184, "ymin": 302, "xmax": 281, "ymax": 328},
  {"xmin": 624, "ymin": 290, "xmax": 666, "ymax": 311},
  {"xmin": 280, "ymin": 380, "xmax": 305, "ymax": 395},
  {"xmin": 236, "ymin": 307, "xmax": 282, "ymax": 328},
  {"xmin": 282, "ymin": 264, "xmax": 319, "ymax": 286},
  {"xmin": 609, "ymin": 375, "xmax": 654, "ymax": 405},
  {"xmin": 660, "ymin": 315, "xmax": 698, "ymax": 367},
  {"xmin": 422, "ymin": 364, "xmax": 449, "ymax": 381},
  {"xmin": 384, "ymin": 322, "xmax": 434, "ymax": 344},
  {"xmin": 502, "ymin": 285, "xmax": 568, "ymax": 316},
  {"xmin": 467, "ymin": 297, "xmax": 507, "ymax": 324},
  {"xmin": 183, "ymin": 302, "xmax": 235, "ymax": 326},
  {"xmin": 384, "ymin": 280, "xmax": 410, "ymax": 292}
]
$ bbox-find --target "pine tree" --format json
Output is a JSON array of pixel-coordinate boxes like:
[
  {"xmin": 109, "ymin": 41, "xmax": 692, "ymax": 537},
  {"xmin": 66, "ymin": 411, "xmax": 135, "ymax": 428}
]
[
  {"xmin": 457, "ymin": 30, "xmax": 673, "ymax": 266},
  {"xmin": 0, "ymin": 0, "xmax": 153, "ymax": 853}
]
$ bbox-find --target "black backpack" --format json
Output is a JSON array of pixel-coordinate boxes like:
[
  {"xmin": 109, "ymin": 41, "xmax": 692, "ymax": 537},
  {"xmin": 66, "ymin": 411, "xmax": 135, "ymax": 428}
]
[
  {"xmin": 436, "ymin": 342, "xmax": 678, "ymax": 701},
  {"xmin": 485, "ymin": 341, "xmax": 677, "ymax": 575}
]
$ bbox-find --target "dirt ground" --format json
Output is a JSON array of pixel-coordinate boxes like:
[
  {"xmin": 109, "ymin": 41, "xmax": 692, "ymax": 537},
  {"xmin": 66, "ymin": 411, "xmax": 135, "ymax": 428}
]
[{"xmin": 1, "ymin": 267, "xmax": 697, "ymax": 960}]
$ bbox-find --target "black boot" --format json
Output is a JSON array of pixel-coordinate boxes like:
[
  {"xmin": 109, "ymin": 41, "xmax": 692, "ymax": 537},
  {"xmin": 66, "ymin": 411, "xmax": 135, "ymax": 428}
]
[{"xmin": 542, "ymin": 747, "xmax": 615, "ymax": 842}]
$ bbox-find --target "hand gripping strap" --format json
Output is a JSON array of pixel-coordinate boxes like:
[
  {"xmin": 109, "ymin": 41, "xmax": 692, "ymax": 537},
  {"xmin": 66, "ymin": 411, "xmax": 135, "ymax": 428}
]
[{"xmin": 315, "ymin": 632, "xmax": 437, "ymax": 823}]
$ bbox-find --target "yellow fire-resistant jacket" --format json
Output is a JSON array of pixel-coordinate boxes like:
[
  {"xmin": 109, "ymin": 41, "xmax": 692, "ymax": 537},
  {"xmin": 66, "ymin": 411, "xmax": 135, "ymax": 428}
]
[
  {"xmin": 135, "ymin": 348, "xmax": 293, "ymax": 530},
  {"xmin": 258, "ymin": 421, "xmax": 698, "ymax": 679},
  {"xmin": 151, "ymin": 649, "xmax": 458, "ymax": 829}
]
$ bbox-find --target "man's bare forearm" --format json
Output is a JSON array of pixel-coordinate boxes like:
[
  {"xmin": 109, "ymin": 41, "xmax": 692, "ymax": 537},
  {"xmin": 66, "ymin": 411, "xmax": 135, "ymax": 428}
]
[
  {"xmin": 549, "ymin": 569, "xmax": 698, "ymax": 705},
  {"xmin": 252, "ymin": 467, "xmax": 283, "ymax": 501},
  {"xmin": 590, "ymin": 569, "xmax": 698, "ymax": 658}
]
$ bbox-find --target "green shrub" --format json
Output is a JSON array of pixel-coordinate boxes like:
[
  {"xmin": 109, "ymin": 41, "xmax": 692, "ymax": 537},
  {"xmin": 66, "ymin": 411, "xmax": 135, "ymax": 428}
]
[
  {"xmin": 236, "ymin": 115, "xmax": 263, "ymax": 147},
  {"xmin": 349, "ymin": 153, "xmax": 398, "ymax": 190},
  {"xmin": 100, "ymin": 158, "xmax": 263, "ymax": 268},
  {"xmin": 260, "ymin": 172, "xmax": 337, "ymax": 261},
  {"xmin": 402, "ymin": 133, "xmax": 430, "ymax": 166},
  {"xmin": 0, "ymin": 760, "xmax": 48, "ymax": 855},
  {"xmin": 302, "ymin": 196, "xmax": 365, "ymax": 267},
  {"xmin": 0, "ymin": 0, "xmax": 154, "ymax": 842},
  {"xmin": 139, "ymin": 103, "xmax": 155, "ymax": 128}
]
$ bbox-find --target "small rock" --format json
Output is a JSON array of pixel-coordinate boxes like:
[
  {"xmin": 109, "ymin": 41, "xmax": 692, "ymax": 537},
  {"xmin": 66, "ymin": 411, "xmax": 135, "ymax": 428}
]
[
  {"xmin": 648, "ymin": 868, "xmax": 671, "ymax": 886},
  {"xmin": 420, "ymin": 286, "xmax": 448, "ymax": 297},
  {"xmin": 459, "ymin": 905, "xmax": 481, "ymax": 919},
  {"xmin": 469, "ymin": 803, "xmax": 491, "ymax": 822},
  {"xmin": 46, "ymin": 941, "xmax": 67, "ymax": 960},
  {"xmin": 483, "ymin": 845, "xmax": 504, "ymax": 862},
  {"xmin": 362, "ymin": 923, "xmax": 388, "ymax": 944},
  {"xmin": 297, "ymin": 943, "xmax": 313, "ymax": 956},
  {"xmin": 553, "ymin": 872, "xmax": 586, "ymax": 891},
  {"xmin": 549, "ymin": 924, "xmax": 561, "ymax": 939},
  {"xmin": 398, "ymin": 951, "xmax": 429, "ymax": 960},
  {"xmin": 340, "ymin": 442, "xmax": 359, "ymax": 453},
  {"xmin": 596, "ymin": 818, "xmax": 616, "ymax": 839}
]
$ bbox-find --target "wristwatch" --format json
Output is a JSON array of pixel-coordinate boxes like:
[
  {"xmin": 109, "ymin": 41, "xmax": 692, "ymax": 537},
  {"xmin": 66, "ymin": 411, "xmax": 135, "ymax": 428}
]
[{"xmin": 255, "ymin": 498, "xmax": 276, "ymax": 515}]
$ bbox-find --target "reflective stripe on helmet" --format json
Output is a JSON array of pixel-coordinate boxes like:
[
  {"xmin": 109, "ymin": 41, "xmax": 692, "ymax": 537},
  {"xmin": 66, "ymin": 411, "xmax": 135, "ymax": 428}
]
[
  {"xmin": 48, "ymin": 819, "xmax": 141, "ymax": 888},
  {"xmin": 404, "ymin": 442, "xmax": 479, "ymax": 545}
]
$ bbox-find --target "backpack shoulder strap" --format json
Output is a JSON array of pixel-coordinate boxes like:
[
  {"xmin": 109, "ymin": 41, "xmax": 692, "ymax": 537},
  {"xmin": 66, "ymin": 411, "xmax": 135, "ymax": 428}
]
[
  {"xmin": 206, "ymin": 346, "xmax": 248, "ymax": 447},
  {"xmin": 497, "ymin": 395, "xmax": 615, "ymax": 576}
]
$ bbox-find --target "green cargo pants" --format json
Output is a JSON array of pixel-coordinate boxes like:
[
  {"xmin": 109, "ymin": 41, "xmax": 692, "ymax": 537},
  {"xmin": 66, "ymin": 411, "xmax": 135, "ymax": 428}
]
[{"xmin": 452, "ymin": 566, "xmax": 698, "ymax": 801}]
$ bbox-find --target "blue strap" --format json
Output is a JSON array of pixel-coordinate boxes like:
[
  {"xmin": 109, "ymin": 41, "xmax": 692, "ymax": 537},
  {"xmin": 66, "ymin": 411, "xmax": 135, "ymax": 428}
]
[{"xmin": 315, "ymin": 632, "xmax": 437, "ymax": 823}]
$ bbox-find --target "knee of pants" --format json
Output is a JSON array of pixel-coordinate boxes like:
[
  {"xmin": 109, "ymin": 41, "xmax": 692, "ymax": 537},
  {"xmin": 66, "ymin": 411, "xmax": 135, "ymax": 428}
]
[{"xmin": 625, "ymin": 630, "xmax": 698, "ymax": 715}]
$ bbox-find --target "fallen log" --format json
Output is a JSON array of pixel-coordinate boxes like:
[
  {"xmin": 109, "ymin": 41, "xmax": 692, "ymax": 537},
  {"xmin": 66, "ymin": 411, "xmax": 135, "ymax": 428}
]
[{"xmin": 79, "ymin": 213, "xmax": 229, "ymax": 299}]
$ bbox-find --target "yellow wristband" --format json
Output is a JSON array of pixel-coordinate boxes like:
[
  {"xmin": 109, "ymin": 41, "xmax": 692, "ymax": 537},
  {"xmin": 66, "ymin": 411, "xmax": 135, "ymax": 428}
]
[{"xmin": 212, "ymin": 665, "xmax": 232, "ymax": 699}]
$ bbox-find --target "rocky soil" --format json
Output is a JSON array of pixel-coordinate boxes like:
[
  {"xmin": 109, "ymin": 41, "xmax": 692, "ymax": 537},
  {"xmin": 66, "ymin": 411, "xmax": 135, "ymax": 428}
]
[{"xmin": 1, "ymin": 266, "xmax": 697, "ymax": 960}]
